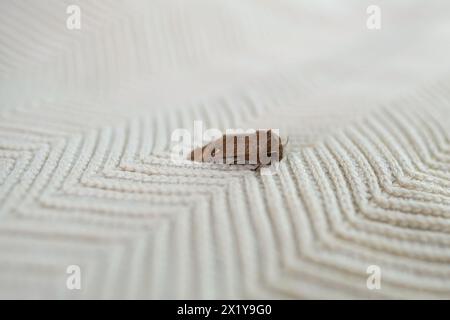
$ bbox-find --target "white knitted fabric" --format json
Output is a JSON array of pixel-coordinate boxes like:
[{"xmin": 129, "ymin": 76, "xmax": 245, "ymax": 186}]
[{"xmin": 1, "ymin": 0, "xmax": 450, "ymax": 299}]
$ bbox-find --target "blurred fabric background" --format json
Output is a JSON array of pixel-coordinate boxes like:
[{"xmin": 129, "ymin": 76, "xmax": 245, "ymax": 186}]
[{"xmin": 1, "ymin": 0, "xmax": 450, "ymax": 299}]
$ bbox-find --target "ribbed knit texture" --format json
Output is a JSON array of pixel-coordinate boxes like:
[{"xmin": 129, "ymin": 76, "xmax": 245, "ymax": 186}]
[{"xmin": 1, "ymin": 0, "xmax": 450, "ymax": 298}]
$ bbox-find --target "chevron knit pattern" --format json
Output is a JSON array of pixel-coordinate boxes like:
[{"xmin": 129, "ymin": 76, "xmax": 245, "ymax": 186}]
[{"xmin": 1, "ymin": 0, "xmax": 450, "ymax": 299}]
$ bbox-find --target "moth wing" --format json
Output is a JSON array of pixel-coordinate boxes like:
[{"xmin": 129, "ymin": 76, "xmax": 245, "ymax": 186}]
[{"xmin": 202, "ymin": 136, "xmax": 227, "ymax": 163}]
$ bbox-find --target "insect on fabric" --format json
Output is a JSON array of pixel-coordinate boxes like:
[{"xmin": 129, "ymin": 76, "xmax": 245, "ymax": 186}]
[{"xmin": 188, "ymin": 130, "xmax": 286, "ymax": 170}]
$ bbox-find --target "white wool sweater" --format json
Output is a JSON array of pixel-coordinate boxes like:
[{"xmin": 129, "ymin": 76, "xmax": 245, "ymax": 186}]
[{"xmin": 0, "ymin": 0, "xmax": 450, "ymax": 299}]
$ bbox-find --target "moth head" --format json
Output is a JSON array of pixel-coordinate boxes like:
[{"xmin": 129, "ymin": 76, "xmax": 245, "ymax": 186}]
[{"xmin": 202, "ymin": 138, "xmax": 225, "ymax": 163}]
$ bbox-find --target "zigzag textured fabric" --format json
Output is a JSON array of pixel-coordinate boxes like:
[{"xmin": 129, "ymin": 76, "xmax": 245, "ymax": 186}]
[{"xmin": 1, "ymin": 0, "xmax": 450, "ymax": 299}]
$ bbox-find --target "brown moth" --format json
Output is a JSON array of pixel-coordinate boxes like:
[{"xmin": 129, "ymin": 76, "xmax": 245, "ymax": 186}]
[{"xmin": 188, "ymin": 130, "xmax": 284, "ymax": 169}]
